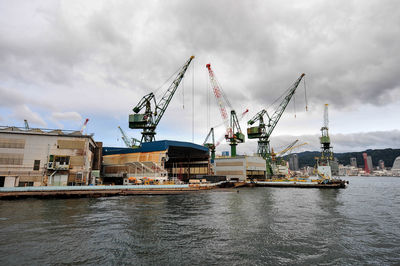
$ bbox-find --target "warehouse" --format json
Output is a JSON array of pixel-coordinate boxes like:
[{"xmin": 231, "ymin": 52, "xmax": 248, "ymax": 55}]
[
  {"xmin": 0, "ymin": 126, "xmax": 100, "ymax": 187},
  {"xmin": 102, "ymin": 140, "xmax": 210, "ymax": 184},
  {"xmin": 213, "ymin": 155, "xmax": 266, "ymax": 181}
]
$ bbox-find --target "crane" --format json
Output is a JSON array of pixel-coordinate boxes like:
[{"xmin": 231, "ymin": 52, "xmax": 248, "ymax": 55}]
[
  {"xmin": 206, "ymin": 63, "xmax": 245, "ymax": 157},
  {"xmin": 315, "ymin": 104, "xmax": 334, "ymax": 179},
  {"xmin": 118, "ymin": 126, "xmax": 140, "ymax": 148},
  {"xmin": 271, "ymin": 139, "xmax": 299, "ymax": 162},
  {"xmin": 24, "ymin": 120, "xmax": 29, "ymax": 130},
  {"xmin": 320, "ymin": 104, "xmax": 333, "ymax": 162},
  {"xmin": 80, "ymin": 118, "xmax": 89, "ymax": 134},
  {"xmin": 129, "ymin": 56, "xmax": 195, "ymax": 143},
  {"xmin": 203, "ymin": 127, "xmax": 215, "ymax": 162},
  {"xmin": 247, "ymin": 73, "xmax": 305, "ymax": 177},
  {"xmin": 271, "ymin": 141, "xmax": 308, "ymax": 177},
  {"xmin": 278, "ymin": 142, "xmax": 308, "ymax": 158},
  {"xmin": 203, "ymin": 109, "xmax": 248, "ymax": 160}
]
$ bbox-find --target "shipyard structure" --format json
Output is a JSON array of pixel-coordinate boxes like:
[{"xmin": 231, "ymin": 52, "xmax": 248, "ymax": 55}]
[
  {"xmin": 0, "ymin": 124, "xmax": 270, "ymax": 188},
  {"xmin": 0, "ymin": 126, "xmax": 101, "ymax": 187}
]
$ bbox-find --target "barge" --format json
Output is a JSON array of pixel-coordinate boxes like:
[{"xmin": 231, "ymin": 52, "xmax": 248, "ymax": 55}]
[{"xmin": 249, "ymin": 178, "xmax": 348, "ymax": 188}]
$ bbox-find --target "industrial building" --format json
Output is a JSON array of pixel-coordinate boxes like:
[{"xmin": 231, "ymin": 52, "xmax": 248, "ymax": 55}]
[
  {"xmin": 213, "ymin": 155, "xmax": 266, "ymax": 181},
  {"xmin": 0, "ymin": 126, "xmax": 100, "ymax": 187},
  {"xmin": 102, "ymin": 140, "xmax": 210, "ymax": 184}
]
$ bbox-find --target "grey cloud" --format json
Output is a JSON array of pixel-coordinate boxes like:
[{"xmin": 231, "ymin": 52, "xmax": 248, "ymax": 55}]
[
  {"xmin": 0, "ymin": 1, "xmax": 399, "ymax": 141},
  {"xmin": 0, "ymin": 87, "xmax": 26, "ymax": 107}
]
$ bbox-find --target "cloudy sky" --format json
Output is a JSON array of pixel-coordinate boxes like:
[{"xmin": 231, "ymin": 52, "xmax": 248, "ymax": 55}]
[{"xmin": 1, "ymin": 0, "xmax": 400, "ymax": 154}]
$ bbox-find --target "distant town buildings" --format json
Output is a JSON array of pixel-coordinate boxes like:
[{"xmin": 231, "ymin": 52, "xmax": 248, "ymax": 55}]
[
  {"xmin": 367, "ymin": 156, "xmax": 373, "ymax": 173},
  {"xmin": 289, "ymin": 154, "xmax": 299, "ymax": 171},
  {"xmin": 350, "ymin": 157, "xmax": 357, "ymax": 168},
  {"xmin": 378, "ymin": 160, "xmax": 385, "ymax": 170}
]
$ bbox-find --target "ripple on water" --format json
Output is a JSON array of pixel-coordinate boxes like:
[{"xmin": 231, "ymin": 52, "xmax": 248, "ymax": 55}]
[{"xmin": 1, "ymin": 177, "xmax": 399, "ymax": 265}]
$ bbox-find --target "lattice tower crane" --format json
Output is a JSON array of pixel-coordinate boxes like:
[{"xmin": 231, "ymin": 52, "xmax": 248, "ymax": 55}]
[
  {"xmin": 203, "ymin": 109, "xmax": 249, "ymax": 161},
  {"xmin": 319, "ymin": 104, "xmax": 333, "ymax": 162},
  {"xmin": 24, "ymin": 120, "xmax": 29, "ymax": 130},
  {"xmin": 206, "ymin": 63, "xmax": 245, "ymax": 157},
  {"xmin": 203, "ymin": 128, "xmax": 216, "ymax": 162},
  {"xmin": 129, "ymin": 56, "xmax": 195, "ymax": 143},
  {"xmin": 247, "ymin": 73, "xmax": 305, "ymax": 177},
  {"xmin": 118, "ymin": 126, "xmax": 140, "ymax": 148}
]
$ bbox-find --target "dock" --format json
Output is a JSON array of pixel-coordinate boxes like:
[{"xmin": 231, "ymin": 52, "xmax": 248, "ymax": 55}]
[
  {"xmin": 249, "ymin": 179, "xmax": 348, "ymax": 189},
  {"xmin": 0, "ymin": 183, "xmax": 223, "ymax": 199}
]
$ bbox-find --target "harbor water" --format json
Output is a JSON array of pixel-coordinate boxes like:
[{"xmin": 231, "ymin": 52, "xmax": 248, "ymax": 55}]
[{"xmin": 1, "ymin": 176, "xmax": 399, "ymax": 265}]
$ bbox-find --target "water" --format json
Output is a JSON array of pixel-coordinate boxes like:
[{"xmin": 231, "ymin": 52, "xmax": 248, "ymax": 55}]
[{"xmin": 1, "ymin": 176, "xmax": 399, "ymax": 265}]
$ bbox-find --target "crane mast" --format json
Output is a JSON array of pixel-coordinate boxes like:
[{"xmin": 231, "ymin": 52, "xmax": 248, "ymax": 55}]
[
  {"xmin": 129, "ymin": 56, "xmax": 195, "ymax": 143},
  {"xmin": 320, "ymin": 104, "xmax": 333, "ymax": 162},
  {"xmin": 247, "ymin": 73, "xmax": 305, "ymax": 177},
  {"xmin": 206, "ymin": 64, "xmax": 245, "ymax": 157}
]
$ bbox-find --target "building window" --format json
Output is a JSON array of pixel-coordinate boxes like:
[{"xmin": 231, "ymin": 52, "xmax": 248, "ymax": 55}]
[
  {"xmin": 18, "ymin": 182, "xmax": 34, "ymax": 187},
  {"xmin": 33, "ymin": 160, "xmax": 40, "ymax": 170}
]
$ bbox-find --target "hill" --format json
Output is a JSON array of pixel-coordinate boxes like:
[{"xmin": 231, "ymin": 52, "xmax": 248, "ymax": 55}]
[{"xmin": 287, "ymin": 148, "xmax": 400, "ymax": 168}]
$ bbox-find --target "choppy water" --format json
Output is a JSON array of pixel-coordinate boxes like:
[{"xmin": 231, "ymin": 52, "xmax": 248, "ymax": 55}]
[{"xmin": 1, "ymin": 176, "xmax": 399, "ymax": 265}]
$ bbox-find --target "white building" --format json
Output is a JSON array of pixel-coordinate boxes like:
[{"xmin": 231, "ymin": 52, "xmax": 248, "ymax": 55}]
[
  {"xmin": 392, "ymin": 156, "xmax": 400, "ymax": 176},
  {"xmin": 0, "ymin": 126, "xmax": 99, "ymax": 187},
  {"xmin": 213, "ymin": 155, "xmax": 266, "ymax": 181}
]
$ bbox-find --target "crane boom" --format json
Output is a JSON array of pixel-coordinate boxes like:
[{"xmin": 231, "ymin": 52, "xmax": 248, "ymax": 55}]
[
  {"xmin": 266, "ymin": 73, "xmax": 305, "ymax": 137},
  {"xmin": 129, "ymin": 56, "xmax": 195, "ymax": 143},
  {"xmin": 206, "ymin": 64, "xmax": 230, "ymax": 131},
  {"xmin": 118, "ymin": 126, "xmax": 132, "ymax": 147},
  {"xmin": 154, "ymin": 56, "xmax": 195, "ymax": 126},
  {"xmin": 278, "ymin": 142, "xmax": 308, "ymax": 157}
]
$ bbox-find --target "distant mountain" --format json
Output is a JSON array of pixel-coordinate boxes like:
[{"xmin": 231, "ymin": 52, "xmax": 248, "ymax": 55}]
[{"xmin": 286, "ymin": 148, "xmax": 400, "ymax": 168}]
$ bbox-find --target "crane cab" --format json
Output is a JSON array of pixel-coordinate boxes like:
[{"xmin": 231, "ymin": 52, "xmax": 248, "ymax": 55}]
[
  {"xmin": 247, "ymin": 126, "xmax": 263, "ymax": 139},
  {"xmin": 129, "ymin": 114, "xmax": 148, "ymax": 129}
]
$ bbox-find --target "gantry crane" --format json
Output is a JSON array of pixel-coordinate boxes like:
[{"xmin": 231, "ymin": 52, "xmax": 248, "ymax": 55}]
[
  {"xmin": 247, "ymin": 73, "xmax": 305, "ymax": 177},
  {"xmin": 129, "ymin": 56, "xmax": 195, "ymax": 143},
  {"xmin": 206, "ymin": 63, "xmax": 245, "ymax": 157},
  {"xmin": 118, "ymin": 126, "xmax": 140, "ymax": 148}
]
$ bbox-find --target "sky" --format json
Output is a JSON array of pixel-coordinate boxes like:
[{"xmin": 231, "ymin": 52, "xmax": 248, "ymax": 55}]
[{"xmin": 1, "ymin": 0, "xmax": 400, "ymax": 154}]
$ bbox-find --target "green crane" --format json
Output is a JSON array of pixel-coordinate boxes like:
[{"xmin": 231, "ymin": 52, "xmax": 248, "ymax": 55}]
[
  {"xmin": 206, "ymin": 63, "xmax": 245, "ymax": 157},
  {"xmin": 129, "ymin": 56, "xmax": 195, "ymax": 143},
  {"xmin": 118, "ymin": 126, "xmax": 140, "ymax": 148},
  {"xmin": 203, "ymin": 127, "xmax": 216, "ymax": 162},
  {"xmin": 319, "ymin": 103, "xmax": 333, "ymax": 162},
  {"xmin": 247, "ymin": 73, "xmax": 305, "ymax": 177}
]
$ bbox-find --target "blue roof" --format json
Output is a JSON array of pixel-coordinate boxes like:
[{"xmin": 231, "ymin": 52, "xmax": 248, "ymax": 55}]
[{"xmin": 103, "ymin": 140, "xmax": 208, "ymax": 155}]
